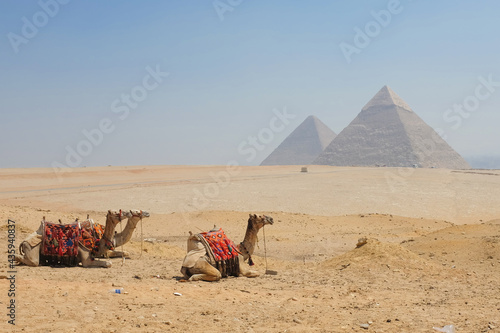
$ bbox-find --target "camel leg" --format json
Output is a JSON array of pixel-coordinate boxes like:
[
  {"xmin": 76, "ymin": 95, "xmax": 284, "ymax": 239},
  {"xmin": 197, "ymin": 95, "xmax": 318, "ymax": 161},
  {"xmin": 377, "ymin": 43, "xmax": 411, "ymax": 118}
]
[
  {"xmin": 14, "ymin": 254, "xmax": 38, "ymax": 267},
  {"xmin": 238, "ymin": 256, "xmax": 260, "ymax": 278},
  {"xmin": 105, "ymin": 250, "xmax": 130, "ymax": 259},
  {"xmin": 14, "ymin": 242, "xmax": 39, "ymax": 267},
  {"xmin": 187, "ymin": 258, "xmax": 222, "ymax": 282},
  {"xmin": 79, "ymin": 248, "xmax": 112, "ymax": 268}
]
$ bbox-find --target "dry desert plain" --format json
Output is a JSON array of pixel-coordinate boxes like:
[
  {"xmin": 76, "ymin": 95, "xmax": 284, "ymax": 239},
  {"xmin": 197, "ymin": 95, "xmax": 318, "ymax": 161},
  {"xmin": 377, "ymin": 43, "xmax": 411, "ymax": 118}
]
[{"xmin": 0, "ymin": 165, "xmax": 500, "ymax": 332}]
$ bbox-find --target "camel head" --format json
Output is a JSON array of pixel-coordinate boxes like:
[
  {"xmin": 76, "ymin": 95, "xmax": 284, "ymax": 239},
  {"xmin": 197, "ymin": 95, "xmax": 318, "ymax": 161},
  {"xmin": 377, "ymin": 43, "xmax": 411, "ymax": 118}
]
[
  {"xmin": 128, "ymin": 209, "xmax": 150, "ymax": 219},
  {"xmin": 107, "ymin": 209, "xmax": 131, "ymax": 227},
  {"xmin": 248, "ymin": 214, "xmax": 274, "ymax": 230}
]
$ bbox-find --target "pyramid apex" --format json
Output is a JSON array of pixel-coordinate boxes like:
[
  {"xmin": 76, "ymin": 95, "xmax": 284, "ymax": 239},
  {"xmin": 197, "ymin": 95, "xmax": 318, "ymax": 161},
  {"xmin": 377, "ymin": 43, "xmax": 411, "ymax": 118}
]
[{"xmin": 362, "ymin": 85, "xmax": 412, "ymax": 111}]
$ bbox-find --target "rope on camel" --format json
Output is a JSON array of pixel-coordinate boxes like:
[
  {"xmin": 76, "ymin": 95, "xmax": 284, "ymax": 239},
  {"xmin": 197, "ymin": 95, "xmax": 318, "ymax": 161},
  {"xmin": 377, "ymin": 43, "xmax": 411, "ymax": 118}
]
[
  {"xmin": 120, "ymin": 217, "xmax": 125, "ymax": 266},
  {"xmin": 139, "ymin": 215, "xmax": 143, "ymax": 259},
  {"xmin": 263, "ymin": 225, "xmax": 268, "ymax": 272}
]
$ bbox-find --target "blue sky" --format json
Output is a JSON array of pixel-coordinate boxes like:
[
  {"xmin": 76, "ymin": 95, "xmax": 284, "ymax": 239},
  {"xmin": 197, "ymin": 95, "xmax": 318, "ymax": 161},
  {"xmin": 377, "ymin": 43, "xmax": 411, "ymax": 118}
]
[{"xmin": 1, "ymin": 0, "xmax": 499, "ymax": 168}]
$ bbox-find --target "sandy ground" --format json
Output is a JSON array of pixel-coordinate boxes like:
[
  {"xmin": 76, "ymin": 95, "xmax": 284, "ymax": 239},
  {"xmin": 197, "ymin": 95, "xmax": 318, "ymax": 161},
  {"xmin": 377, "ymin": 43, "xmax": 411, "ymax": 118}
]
[{"xmin": 0, "ymin": 165, "xmax": 499, "ymax": 332}]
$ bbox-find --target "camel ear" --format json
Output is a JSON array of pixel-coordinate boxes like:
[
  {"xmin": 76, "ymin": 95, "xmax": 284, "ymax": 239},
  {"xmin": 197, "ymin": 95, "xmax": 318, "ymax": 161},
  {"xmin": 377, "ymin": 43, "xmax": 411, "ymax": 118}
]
[
  {"xmin": 253, "ymin": 214, "xmax": 257, "ymax": 218},
  {"xmin": 249, "ymin": 214, "xmax": 252, "ymax": 218}
]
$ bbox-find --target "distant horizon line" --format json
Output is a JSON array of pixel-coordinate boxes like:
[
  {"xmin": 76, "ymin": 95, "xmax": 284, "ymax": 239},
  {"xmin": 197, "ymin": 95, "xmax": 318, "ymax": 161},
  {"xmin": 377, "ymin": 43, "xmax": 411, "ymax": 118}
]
[{"xmin": 1, "ymin": 156, "xmax": 500, "ymax": 171}]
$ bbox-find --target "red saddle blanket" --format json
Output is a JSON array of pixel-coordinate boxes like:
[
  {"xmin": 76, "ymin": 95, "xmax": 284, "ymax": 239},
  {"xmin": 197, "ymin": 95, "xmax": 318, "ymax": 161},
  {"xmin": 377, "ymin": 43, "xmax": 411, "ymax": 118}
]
[
  {"xmin": 200, "ymin": 228, "xmax": 239, "ymax": 262},
  {"xmin": 41, "ymin": 222, "xmax": 80, "ymax": 266}
]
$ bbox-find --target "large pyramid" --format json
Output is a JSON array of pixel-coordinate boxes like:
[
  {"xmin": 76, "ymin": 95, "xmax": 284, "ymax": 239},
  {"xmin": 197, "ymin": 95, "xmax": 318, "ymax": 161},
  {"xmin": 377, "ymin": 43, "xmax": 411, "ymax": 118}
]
[
  {"xmin": 260, "ymin": 115, "xmax": 337, "ymax": 165},
  {"xmin": 314, "ymin": 86, "xmax": 470, "ymax": 169}
]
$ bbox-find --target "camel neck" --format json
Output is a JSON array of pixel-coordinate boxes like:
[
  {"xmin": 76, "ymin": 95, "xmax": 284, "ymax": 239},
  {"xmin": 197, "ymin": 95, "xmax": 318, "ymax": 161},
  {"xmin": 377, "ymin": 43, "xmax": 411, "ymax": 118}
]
[
  {"xmin": 97, "ymin": 214, "xmax": 119, "ymax": 256},
  {"xmin": 239, "ymin": 221, "xmax": 260, "ymax": 259},
  {"xmin": 102, "ymin": 214, "xmax": 116, "ymax": 241},
  {"xmin": 114, "ymin": 217, "xmax": 141, "ymax": 247}
]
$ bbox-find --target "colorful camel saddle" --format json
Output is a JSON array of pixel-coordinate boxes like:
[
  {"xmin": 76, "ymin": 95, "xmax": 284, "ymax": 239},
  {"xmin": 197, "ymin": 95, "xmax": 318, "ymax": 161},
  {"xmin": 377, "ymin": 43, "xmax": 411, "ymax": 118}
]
[
  {"xmin": 79, "ymin": 219, "xmax": 109, "ymax": 257},
  {"xmin": 40, "ymin": 222, "xmax": 80, "ymax": 266},
  {"xmin": 198, "ymin": 228, "xmax": 240, "ymax": 278}
]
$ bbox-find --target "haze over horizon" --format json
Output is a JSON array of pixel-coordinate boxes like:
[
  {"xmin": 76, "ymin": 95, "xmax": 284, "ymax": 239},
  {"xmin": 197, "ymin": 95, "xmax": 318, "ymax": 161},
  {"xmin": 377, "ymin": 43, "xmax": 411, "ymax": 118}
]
[{"xmin": 1, "ymin": 1, "xmax": 499, "ymax": 169}]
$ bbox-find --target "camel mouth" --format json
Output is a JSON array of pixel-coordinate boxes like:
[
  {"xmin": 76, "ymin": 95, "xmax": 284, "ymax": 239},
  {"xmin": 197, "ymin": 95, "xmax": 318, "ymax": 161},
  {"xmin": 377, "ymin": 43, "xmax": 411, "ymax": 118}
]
[{"xmin": 263, "ymin": 215, "xmax": 274, "ymax": 225}]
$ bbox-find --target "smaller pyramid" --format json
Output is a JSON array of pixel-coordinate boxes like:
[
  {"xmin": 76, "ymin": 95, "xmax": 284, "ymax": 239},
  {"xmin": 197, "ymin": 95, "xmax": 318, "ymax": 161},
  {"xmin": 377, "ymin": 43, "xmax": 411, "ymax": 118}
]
[{"xmin": 260, "ymin": 115, "xmax": 337, "ymax": 166}]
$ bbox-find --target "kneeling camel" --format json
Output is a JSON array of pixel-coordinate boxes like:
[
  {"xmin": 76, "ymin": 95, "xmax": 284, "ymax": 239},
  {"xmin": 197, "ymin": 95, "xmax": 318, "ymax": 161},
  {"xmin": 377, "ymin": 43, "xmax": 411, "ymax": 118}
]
[
  {"xmin": 181, "ymin": 214, "xmax": 274, "ymax": 281},
  {"xmin": 15, "ymin": 210, "xmax": 129, "ymax": 268}
]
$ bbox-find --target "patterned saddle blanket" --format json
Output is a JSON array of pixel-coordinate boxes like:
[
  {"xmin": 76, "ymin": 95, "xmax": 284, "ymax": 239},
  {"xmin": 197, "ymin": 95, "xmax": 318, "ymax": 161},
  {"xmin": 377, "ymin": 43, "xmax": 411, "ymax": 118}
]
[
  {"xmin": 40, "ymin": 222, "xmax": 81, "ymax": 266},
  {"xmin": 199, "ymin": 228, "xmax": 240, "ymax": 277},
  {"xmin": 79, "ymin": 219, "xmax": 106, "ymax": 257}
]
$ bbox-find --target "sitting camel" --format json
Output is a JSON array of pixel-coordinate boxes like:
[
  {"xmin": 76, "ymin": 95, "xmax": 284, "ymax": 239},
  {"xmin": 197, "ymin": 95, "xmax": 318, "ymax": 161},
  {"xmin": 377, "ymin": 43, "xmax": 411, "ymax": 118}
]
[
  {"xmin": 181, "ymin": 214, "xmax": 274, "ymax": 281},
  {"xmin": 14, "ymin": 210, "xmax": 130, "ymax": 268}
]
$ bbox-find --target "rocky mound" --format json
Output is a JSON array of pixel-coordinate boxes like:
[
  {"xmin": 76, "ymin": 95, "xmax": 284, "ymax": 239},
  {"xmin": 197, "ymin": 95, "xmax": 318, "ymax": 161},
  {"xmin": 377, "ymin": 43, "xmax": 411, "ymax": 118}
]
[
  {"xmin": 319, "ymin": 238, "xmax": 454, "ymax": 279},
  {"xmin": 403, "ymin": 221, "xmax": 500, "ymax": 275}
]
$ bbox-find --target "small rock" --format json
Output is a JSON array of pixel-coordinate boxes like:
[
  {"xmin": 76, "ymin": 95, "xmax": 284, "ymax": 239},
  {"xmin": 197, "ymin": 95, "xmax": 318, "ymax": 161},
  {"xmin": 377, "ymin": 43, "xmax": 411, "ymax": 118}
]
[
  {"xmin": 291, "ymin": 297, "xmax": 298, "ymax": 301},
  {"xmin": 489, "ymin": 323, "xmax": 496, "ymax": 329},
  {"xmin": 293, "ymin": 318, "xmax": 302, "ymax": 324},
  {"xmin": 356, "ymin": 237, "xmax": 368, "ymax": 248},
  {"xmin": 360, "ymin": 323, "xmax": 370, "ymax": 329}
]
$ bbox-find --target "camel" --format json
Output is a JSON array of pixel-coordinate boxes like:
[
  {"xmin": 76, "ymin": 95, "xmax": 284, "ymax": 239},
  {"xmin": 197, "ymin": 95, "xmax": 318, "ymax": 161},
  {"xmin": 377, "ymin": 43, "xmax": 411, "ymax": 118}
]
[
  {"xmin": 14, "ymin": 210, "xmax": 130, "ymax": 268},
  {"xmin": 105, "ymin": 209, "xmax": 150, "ymax": 258},
  {"xmin": 181, "ymin": 214, "xmax": 274, "ymax": 282}
]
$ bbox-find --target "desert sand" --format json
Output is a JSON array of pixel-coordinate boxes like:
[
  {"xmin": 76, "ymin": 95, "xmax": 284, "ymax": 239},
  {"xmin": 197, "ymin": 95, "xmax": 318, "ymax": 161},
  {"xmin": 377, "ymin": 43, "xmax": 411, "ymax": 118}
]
[{"xmin": 1, "ymin": 165, "xmax": 499, "ymax": 332}]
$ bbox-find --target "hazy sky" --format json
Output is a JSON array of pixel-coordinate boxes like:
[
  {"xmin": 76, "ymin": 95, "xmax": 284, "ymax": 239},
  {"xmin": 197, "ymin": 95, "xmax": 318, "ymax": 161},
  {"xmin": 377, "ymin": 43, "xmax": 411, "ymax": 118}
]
[{"xmin": 1, "ymin": 1, "xmax": 499, "ymax": 168}]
